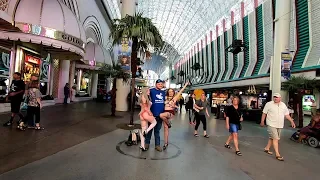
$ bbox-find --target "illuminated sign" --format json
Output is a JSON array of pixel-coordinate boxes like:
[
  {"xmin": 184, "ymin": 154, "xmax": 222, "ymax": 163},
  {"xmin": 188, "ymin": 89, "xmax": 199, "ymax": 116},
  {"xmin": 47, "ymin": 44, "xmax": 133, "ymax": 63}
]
[
  {"xmin": 16, "ymin": 23, "xmax": 84, "ymax": 49},
  {"xmin": 25, "ymin": 55, "xmax": 41, "ymax": 65},
  {"xmin": 281, "ymin": 53, "xmax": 292, "ymax": 61},
  {"xmin": 89, "ymin": 60, "xmax": 96, "ymax": 66}
]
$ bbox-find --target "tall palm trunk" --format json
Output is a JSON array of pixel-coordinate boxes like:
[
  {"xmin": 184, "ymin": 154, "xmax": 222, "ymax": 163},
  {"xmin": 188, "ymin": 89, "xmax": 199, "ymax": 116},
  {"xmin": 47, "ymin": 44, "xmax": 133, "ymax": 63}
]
[
  {"xmin": 297, "ymin": 89, "xmax": 304, "ymax": 128},
  {"xmin": 129, "ymin": 37, "xmax": 138, "ymax": 125},
  {"xmin": 292, "ymin": 91, "xmax": 303, "ymax": 128},
  {"xmin": 111, "ymin": 77, "xmax": 117, "ymax": 116}
]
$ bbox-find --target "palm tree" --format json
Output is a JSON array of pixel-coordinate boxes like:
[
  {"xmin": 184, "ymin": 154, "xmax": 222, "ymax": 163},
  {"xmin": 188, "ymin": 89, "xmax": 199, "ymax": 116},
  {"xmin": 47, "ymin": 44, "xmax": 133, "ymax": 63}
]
[
  {"xmin": 283, "ymin": 75, "xmax": 316, "ymax": 128},
  {"xmin": 100, "ymin": 61, "xmax": 130, "ymax": 116},
  {"xmin": 110, "ymin": 13, "xmax": 164, "ymax": 125}
]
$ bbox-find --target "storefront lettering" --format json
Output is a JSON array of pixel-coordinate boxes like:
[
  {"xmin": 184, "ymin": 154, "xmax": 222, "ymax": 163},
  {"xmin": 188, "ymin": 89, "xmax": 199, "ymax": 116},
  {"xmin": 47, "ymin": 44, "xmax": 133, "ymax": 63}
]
[
  {"xmin": 31, "ymin": 25, "xmax": 41, "ymax": 36},
  {"xmin": 61, "ymin": 33, "xmax": 82, "ymax": 47},
  {"xmin": 25, "ymin": 55, "xmax": 40, "ymax": 65},
  {"xmin": 16, "ymin": 23, "xmax": 84, "ymax": 49}
]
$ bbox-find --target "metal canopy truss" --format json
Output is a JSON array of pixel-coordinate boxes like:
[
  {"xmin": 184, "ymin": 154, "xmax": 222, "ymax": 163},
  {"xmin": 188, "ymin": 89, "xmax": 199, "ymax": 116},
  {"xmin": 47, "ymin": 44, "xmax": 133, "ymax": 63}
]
[
  {"xmin": 103, "ymin": 0, "xmax": 268, "ymax": 68},
  {"xmin": 137, "ymin": 0, "xmax": 240, "ymax": 63}
]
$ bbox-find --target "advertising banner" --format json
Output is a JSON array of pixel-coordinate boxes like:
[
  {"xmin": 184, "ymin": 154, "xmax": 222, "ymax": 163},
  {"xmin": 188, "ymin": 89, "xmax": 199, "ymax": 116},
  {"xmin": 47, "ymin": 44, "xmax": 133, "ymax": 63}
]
[
  {"xmin": 118, "ymin": 37, "xmax": 131, "ymax": 71},
  {"xmin": 281, "ymin": 52, "xmax": 292, "ymax": 79},
  {"xmin": 24, "ymin": 54, "xmax": 41, "ymax": 82}
]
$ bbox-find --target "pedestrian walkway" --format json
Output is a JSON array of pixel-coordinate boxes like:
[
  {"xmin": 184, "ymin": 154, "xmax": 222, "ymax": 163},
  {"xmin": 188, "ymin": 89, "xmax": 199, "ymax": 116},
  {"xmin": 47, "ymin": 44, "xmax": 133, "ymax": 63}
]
[{"xmin": 0, "ymin": 105, "xmax": 319, "ymax": 180}]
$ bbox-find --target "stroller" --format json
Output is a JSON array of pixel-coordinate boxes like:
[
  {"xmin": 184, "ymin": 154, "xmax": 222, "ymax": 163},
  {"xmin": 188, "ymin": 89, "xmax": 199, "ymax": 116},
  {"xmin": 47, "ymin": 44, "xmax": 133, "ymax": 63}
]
[{"xmin": 291, "ymin": 128, "xmax": 320, "ymax": 148}]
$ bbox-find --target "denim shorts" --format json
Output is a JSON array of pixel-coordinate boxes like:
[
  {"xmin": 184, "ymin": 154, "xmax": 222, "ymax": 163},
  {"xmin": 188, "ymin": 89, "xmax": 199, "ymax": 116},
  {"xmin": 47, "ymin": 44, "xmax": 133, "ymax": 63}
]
[{"xmin": 229, "ymin": 123, "xmax": 239, "ymax": 133}]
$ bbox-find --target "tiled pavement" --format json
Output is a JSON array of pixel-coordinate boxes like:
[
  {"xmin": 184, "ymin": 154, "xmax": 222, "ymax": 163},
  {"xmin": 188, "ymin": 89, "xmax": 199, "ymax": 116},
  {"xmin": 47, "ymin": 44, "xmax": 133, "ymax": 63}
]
[{"xmin": 0, "ymin": 102, "xmax": 318, "ymax": 180}]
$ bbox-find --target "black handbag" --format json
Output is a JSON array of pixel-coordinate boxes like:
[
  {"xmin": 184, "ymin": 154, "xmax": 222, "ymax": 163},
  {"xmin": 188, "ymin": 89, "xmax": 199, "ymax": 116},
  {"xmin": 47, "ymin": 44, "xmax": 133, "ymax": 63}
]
[{"xmin": 235, "ymin": 108, "xmax": 242, "ymax": 130}]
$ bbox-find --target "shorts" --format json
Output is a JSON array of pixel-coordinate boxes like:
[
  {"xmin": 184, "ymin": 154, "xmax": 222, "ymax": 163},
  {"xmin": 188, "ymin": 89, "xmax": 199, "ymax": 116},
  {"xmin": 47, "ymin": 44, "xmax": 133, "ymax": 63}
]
[
  {"xmin": 267, "ymin": 126, "xmax": 282, "ymax": 140},
  {"xmin": 229, "ymin": 123, "xmax": 239, "ymax": 133},
  {"xmin": 11, "ymin": 101, "xmax": 21, "ymax": 113}
]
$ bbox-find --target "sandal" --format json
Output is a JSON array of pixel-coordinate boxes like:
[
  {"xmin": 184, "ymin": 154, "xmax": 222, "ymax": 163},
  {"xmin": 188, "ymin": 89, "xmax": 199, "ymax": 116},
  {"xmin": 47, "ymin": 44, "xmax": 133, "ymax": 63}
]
[
  {"xmin": 165, "ymin": 120, "xmax": 172, "ymax": 128},
  {"xmin": 35, "ymin": 126, "xmax": 44, "ymax": 130},
  {"xmin": 276, "ymin": 156, "xmax": 284, "ymax": 161},
  {"xmin": 225, "ymin": 144, "xmax": 231, "ymax": 149},
  {"xmin": 264, "ymin": 149, "xmax": 273, "ymax": 155},
  {"xmin": 139, "ymin": 146, "xmax": 147, "ymax": 151},
  {"xmin": 163, "ymin": 143, "xmax": 168, "ymax": 150},
  {"xmin": 194, "ymin": 134, "xmax": 199, "ymax": 137},
  {"xmin": 236, "ymin": 151, "xmax": 242, "ymax": 156},
  {"xmin": 204, "ymin": 134, "xmax": 209, "ymax": 138},
  {"xmin": 17, "ymin": 125, "xmax": 25, "ymax": 131}
]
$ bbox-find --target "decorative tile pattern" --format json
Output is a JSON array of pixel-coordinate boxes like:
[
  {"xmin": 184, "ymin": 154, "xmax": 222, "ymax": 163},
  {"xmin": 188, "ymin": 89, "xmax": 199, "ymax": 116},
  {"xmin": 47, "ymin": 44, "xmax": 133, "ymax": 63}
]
[
  {"xmin": 0, "ymin": 0, "xmax": 9, "ymax": 12},
  {"xmin": 52, "ymin": 59, "xmax": 60, "ymax": 98}
]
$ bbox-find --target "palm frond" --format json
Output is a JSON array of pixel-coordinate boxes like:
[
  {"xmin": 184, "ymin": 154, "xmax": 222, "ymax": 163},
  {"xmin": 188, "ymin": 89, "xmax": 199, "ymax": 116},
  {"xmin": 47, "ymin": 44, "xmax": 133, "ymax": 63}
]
[
  {"xmin": 109, "ymin": 13, "xmax": 164, "ymax": 53},
  {"xmin": 282, "ymin": 75, "xmax": 317, "ymax": 91},
  {"xmin": 99, "ymin": 61, "xmax": 130, "ymax": 83}
]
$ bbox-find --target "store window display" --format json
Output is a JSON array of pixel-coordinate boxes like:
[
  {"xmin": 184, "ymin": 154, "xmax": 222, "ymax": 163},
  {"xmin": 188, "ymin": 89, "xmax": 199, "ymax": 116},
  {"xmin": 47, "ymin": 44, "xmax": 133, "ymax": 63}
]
[
  {"xmin": 39, "ymin": 54, "xmax": 50, "ymax": 95},
  {"xmin": 0, "ymin": 49, "xmax": 10, "ymax": 102},
  {"xmin": 23, "ymin": 55, "xmax": 40, "ymax": 82}
]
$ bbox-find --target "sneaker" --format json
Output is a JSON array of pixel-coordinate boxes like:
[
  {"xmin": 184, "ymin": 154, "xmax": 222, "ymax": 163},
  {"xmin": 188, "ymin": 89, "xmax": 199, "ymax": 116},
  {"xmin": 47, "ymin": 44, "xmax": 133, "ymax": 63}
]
[
  {"xmin": 145, "ymin": 144, "xmax": 149, "ymax": 150},
  {"xmin": 155, "ymin": 146, "xmax": 163, "ymax": 152},
  {"xmin": 3, "ymin": 121, "xmax": 12, "ymax": 127}
]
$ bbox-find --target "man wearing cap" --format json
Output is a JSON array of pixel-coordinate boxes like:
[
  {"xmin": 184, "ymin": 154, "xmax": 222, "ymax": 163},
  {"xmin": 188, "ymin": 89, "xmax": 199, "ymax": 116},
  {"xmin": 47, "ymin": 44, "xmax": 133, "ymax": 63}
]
[
  {"xmin": 145, "ymin": 79, "xmax": 166, "ymax": 152},
  {"xmin": 260, "ymin": 93, "xmax": 296, "ymax": 161}
]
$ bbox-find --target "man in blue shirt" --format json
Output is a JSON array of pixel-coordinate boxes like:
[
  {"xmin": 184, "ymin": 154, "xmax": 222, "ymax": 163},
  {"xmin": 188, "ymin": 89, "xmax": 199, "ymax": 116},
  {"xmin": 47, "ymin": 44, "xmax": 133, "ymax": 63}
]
[{"xmin": 145, "ymin": 79, "xmax": 166, "ymax": 152}]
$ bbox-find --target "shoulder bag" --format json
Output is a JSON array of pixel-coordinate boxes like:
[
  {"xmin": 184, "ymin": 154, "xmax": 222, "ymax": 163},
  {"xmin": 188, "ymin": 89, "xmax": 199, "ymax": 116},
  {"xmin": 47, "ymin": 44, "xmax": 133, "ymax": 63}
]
[{"xmin": 235, "ymin": 108, "xmax": 242, "ymax": 130}]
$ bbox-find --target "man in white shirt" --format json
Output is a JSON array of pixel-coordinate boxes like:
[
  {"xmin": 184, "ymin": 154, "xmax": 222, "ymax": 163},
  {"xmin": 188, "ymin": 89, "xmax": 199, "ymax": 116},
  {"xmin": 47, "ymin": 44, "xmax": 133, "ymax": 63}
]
[{"xmin": 260, "ymin": 93, "xmax": 295, "ymax": 161}]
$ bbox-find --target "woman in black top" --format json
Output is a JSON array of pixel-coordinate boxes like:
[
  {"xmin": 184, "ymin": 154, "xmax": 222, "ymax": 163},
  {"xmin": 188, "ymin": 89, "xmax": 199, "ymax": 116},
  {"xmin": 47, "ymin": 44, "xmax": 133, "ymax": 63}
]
[
  {"xmin": 224, "ymin": 96, "xmax": 243, "ymax": 156},
  {"xmin": 185, "ymin": 94, "xmax": 196, "ymax": 125}
]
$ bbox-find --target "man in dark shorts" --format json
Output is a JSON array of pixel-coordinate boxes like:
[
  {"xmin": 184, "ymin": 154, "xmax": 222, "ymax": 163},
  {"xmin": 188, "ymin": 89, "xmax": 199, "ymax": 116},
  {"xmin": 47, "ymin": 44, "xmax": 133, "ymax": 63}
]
[{"xmin": 3, "ymin": 72, "xmax": 25, "ymax": 126}]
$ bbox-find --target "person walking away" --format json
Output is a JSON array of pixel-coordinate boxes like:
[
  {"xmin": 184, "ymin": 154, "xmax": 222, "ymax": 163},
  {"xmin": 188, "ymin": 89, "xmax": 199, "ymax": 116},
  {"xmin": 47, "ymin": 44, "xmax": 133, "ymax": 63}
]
[
  {"xmin": 194, "ymin": 93, "xmax": 210, "ymax": 138},
  {"xmin": 25, "ymin": 73, "xmax": 39, "ymax": 128},
  {"xmin": 260, "ymin": 93, "xmax": 295, "ymax": 161},
  {"xmin": 3, "ymin": 72, "xmax": 25, "ymax": 127},
  {"xmin": 179, "ymin": 95, "xmax": 184, "ymax": 113},
  {"xmin": 17, "ymin": 79, "xmax": 43, "ymax": 130},
  {"xmin": 64, "ymin": 83, "xmax": 70, "ymax": 104},
  {"xmin": 145, "ymin": 79, "xmax": 166, "ymax": 152},
  {"xmin": 185, "ymin": 94, "xmax": 195, "ymax": 125},
  {"xmin": 224, "ymin": 96, "xmax": 243, "ymax": 156},
  {"xmin": 287, "ymin": 98, "xmax": 294, "ymax": 118}
]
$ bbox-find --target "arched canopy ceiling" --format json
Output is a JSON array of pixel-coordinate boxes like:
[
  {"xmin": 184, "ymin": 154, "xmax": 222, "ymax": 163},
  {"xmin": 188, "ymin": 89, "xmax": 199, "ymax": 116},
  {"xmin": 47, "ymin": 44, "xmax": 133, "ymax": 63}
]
[
  {"xmin": 142, "ymin": 54, "xmax": 168, "ymax": 75},
  {"xmin": 137, "ymin": 0, "xmax": 239, "ymax": 62},
  {"xmin": 104, "ymin": 0, "xmax": 266, "ymax": 64}
]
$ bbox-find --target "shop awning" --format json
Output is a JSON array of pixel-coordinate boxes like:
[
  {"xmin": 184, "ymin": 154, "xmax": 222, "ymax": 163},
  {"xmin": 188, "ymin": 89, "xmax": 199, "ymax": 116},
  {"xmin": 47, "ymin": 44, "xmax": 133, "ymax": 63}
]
[{"xmin": 0, "ymin": 0, "xmax": 86, "ymax": 58}]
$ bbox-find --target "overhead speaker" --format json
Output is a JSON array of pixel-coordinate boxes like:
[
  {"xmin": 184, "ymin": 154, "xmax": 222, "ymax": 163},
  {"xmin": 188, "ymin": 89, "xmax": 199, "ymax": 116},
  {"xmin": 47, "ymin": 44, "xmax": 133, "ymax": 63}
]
[
  {"xmin": 230, "ymin": 46, "xmax": 241, "ymax": 54},
  {"xmin": 232, "ymin": 39, "xmax": 243, "ymax": 47}
]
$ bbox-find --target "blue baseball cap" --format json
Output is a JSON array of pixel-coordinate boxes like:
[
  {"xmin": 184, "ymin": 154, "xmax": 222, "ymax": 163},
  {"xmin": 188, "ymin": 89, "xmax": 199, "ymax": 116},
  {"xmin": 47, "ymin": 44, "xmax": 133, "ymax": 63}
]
[{"xmin": 156, "ymin": 79, "xmax": 164, "ymax": 84}]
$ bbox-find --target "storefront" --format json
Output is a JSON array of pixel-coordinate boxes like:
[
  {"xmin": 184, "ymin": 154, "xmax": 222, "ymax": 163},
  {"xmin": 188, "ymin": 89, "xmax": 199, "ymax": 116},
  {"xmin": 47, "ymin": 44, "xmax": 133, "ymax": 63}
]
[
  {"xmin": 73, "ymin": 42, "xmax": 112, "ymax": 99},
  {"xmin": 0, "ymin": 0, "xmax": 86, "ymax": 106}
]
